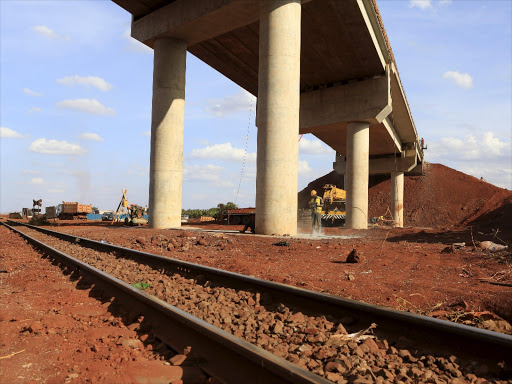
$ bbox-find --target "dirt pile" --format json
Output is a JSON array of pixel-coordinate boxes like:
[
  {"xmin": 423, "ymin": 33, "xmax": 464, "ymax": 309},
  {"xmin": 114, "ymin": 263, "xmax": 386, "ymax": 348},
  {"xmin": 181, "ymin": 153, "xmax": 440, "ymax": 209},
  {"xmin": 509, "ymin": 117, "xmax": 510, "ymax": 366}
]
[
  {"xmin": 463, "ymin": 193, "xmax": 512, "ymax": 236},
  {"xmin": 300, "ymin": 163, "xmax": 512, "ymax": 231},
  {"xmin": 368, "ymin": 163, "xmax": 511, "ymax": 229}
]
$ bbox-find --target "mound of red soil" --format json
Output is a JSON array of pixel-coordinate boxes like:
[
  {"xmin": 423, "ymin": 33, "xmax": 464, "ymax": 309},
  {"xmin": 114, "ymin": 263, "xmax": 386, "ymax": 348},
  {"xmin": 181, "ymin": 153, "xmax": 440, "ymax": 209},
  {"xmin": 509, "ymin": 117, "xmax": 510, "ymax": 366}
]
[
  {"xmin": 368, "ymin": 163, "xmax": 511, "ymax": 228},
  {"xmin": 300, "ymin": 163, "xmax": 512, "ymax": 233},
  {"xmin": 464, "ymin": 194, "xmax": 512, "ymax": 237}
]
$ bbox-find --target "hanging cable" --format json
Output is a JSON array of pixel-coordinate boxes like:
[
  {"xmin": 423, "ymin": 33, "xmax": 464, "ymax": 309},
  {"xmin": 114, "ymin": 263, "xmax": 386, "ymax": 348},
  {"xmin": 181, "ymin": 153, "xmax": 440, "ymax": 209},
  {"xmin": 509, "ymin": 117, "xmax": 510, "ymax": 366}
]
[{"xmin": 234, "ymin": 97, "xmax": 254, "ymax": 205}]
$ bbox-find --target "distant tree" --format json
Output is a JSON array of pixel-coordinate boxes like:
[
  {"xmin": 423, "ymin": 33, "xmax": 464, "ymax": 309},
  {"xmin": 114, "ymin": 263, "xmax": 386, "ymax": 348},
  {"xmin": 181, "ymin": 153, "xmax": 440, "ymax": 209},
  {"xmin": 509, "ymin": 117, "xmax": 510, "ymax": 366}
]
[
  {"xmin": 181, "ymin": 202, "xmax": 237, "ymax": 219},
  {"xmin": 92, "ymin": 206, "xmax": 99, "ymax": 214},
  {"xmin": 225, "ymin": 202, "xmax": 238, "ymax": 210}
]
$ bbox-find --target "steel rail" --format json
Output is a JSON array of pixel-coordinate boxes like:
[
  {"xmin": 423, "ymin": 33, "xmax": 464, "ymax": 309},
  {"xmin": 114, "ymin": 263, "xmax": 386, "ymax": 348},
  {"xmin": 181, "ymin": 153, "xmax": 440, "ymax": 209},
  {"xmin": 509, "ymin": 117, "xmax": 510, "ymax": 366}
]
[
  {"xmin": 2, "ymin": 221, "xmax": 330, "ymax": 384},
  {"xmin": 7, "ymin": 221, "xmax": 512, "ymax": 368}
]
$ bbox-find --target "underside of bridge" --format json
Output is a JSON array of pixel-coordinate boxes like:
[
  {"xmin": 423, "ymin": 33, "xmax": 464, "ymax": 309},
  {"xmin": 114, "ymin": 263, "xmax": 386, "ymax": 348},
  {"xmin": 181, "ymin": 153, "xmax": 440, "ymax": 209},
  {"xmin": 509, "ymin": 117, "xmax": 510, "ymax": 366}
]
[{"xmin": 112, "ymin": 0, "xmax": 424, "ymax": 234}]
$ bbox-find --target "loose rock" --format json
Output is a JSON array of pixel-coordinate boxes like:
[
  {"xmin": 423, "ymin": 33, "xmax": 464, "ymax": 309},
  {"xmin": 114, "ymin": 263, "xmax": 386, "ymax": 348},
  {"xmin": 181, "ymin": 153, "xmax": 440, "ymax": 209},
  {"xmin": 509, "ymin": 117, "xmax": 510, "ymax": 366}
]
[{"xmin": 346, "ymin": 249, "xmax": 360, "ymax": 263}]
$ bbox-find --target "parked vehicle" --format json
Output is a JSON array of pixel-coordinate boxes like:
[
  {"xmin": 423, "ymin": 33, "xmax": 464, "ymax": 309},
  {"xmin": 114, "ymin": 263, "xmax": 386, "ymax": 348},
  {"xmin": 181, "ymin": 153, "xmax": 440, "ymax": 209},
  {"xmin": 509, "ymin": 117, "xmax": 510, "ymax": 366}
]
[
  {"xmin": 59, "ymin": 202, "xmax": 92, "ymax": 220},
  {"xmin": 101, "ymin": 212, "xmax": 114, "ymax": 221},
  {"xmin": 222, "ymin": 208, "xmax": 256, "ymax": 225}
]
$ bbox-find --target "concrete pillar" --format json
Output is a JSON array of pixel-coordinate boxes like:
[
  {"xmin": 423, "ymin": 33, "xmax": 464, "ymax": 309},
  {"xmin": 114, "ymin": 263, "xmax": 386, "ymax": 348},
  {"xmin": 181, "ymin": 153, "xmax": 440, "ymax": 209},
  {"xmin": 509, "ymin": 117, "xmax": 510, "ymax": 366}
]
[
  {"xmin": 391, "ymin": 171, "xmax": 404, "ymax": 227},
  {"xmin": 256, "ymin": 0, "xmax": 301, "ymax": 236},
  {"xmin": 148, "ymin": 38, "xmax": 186, "ymax": 229},
  {"xmin": 333, "ymin": 152, "xmax": 346, "ymax": 189},
  {"xmin": 345, "ymin": 122, "xmax": 370, "ymax": 229}
]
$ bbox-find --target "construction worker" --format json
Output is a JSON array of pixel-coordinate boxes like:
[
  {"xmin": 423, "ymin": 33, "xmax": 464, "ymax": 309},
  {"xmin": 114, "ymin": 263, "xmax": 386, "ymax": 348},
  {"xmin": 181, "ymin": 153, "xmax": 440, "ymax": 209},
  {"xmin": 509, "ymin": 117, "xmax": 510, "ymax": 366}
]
[{"xmin": 309, "ymin": 190, "xmax": 323, "ymax": 236}]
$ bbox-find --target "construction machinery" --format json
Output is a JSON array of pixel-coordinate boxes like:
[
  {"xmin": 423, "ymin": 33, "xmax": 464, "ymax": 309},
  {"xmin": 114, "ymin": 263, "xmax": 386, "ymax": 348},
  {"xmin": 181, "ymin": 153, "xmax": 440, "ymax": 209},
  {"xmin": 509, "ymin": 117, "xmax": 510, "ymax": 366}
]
[
  {"xmin": 45, "ymin": 206, "xmax": 58, "ymax": 219},
  {"xmin": 320, "ymin": 184, "xmax": 346, "ymax": 227},
  {"xmin": 59, "ymin": 202, "xmax": 92, "ymax": 220},
  {"xmin": 112, "ymin": 189, "xmax": 129, "ymax": 224},
  {"xmin": 22, "ymin": 208, "xmax": 34, "ymax": 219},
  {"xmin": 124, "ymin": 204, "xmax": 148, "ymax": 226}
]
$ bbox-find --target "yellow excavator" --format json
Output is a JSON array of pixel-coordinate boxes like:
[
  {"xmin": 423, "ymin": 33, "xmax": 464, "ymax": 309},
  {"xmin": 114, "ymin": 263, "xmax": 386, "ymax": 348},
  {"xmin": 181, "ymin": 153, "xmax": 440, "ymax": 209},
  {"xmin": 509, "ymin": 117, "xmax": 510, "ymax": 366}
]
[{"xmin": 320, "ymin": 184, "xmax": 346, "ymax": 226}]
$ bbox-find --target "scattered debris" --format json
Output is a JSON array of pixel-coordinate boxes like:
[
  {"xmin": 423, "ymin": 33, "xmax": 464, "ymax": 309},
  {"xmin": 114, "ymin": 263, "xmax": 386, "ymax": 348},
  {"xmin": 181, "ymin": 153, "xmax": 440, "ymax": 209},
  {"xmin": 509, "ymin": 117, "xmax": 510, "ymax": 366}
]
[
  {"xmin": 347, "ymin": 273, "xmax": 356, "ymax": 281},
  {"xmin": 461, "ymin": 312, "xmax": 512, "ymax": 333},
  {"xmin": 132, "ymin": 282, "xmax": 151, "ymax": 290},
  {"xmin": 328, "ymin": 323, "xmax": 377, "ymax": 344},
  {"xmin": 481, "ymin": 281, "xmax": 512, "ymax": 287},
  {"xmin": 478, "ymin": 241, "xmax": 508, "ymax": 252},
  {"xmin": 459, "ymin": 269, "xmax": 472, "ymax": 278},
  {"xmin": 461, "ymin": 268, "xmax": 473, "ymax": 277},
  {"xmin": 273, "ymin": 241, "xmax": 290, "ymax": 247},
  {"xmin": 453, "ymin": 242, "xmax": 466, "ymax": 249},
  {"xmin": 346, "ymin": 249, "xmax": 360, "ymax": 263},
  {"xmin": 0, "ymin": 349, "xmax": 25, "ymax": 360},
  {"xmin": 169, "ymin": 354, "xmax": 187, "ymax": 366},
  {"xmin": 441, "ymin": 246, "xmax": 455, "ymax": 254}
]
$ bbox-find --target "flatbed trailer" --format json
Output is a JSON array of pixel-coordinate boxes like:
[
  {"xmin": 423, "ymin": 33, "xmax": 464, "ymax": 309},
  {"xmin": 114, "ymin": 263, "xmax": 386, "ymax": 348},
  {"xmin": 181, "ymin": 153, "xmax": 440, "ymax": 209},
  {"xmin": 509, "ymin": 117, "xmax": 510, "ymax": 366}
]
[{"xmin": 226, "ymin": 208, "xmax": 255, "ymax": 225}]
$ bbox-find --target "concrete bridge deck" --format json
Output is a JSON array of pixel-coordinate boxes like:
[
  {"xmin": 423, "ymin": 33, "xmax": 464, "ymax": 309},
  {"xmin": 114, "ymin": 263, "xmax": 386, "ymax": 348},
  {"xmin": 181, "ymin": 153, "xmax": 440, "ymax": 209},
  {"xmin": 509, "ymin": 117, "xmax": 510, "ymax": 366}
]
[{"xmin": 112, "ymin": 0, "xmax": 423, "ymax": 233}]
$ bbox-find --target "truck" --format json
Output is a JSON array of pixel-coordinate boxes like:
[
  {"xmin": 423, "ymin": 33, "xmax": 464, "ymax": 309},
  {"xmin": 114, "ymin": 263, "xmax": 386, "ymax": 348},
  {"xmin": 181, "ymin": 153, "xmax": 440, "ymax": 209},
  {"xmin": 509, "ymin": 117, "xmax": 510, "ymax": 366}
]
[
  {"xmin": 221, "ymin": 208, "xmax": 256, "ymax": 225},
  {"xmin": 59, "ymin": 202, "xmax": 92, "ymax": 220}
]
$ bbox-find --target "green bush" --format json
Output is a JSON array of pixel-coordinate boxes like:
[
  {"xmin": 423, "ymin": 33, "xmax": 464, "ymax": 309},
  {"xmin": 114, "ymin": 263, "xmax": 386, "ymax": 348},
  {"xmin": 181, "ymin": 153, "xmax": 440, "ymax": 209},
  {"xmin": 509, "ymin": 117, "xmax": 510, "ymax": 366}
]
[{"xmin": 182, "ymin": 202, "xmax": 238, "ymax": 219}]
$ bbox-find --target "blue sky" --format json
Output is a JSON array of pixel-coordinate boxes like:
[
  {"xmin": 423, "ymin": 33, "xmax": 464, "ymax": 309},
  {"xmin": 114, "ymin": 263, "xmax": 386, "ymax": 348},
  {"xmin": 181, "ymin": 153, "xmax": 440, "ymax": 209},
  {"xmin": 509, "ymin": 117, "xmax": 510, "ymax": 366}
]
[{"xmin": 1, "ymin": 0, "xmax": 511, "ymax": 213}]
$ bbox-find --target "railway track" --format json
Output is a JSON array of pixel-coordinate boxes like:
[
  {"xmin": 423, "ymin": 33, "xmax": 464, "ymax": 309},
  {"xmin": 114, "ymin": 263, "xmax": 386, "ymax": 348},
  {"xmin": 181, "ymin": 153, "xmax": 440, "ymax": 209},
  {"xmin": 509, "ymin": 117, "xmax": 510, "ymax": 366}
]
[{"xmin": 4, "ymin": 221, "xmax": 512, "ymax": 384}]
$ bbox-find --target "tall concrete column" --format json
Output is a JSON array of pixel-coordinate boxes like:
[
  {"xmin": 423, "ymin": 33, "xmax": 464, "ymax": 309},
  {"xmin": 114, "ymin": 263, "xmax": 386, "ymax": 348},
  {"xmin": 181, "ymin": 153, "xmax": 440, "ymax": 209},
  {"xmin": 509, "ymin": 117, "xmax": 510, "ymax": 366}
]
[
  {"xmin": 333, "ymin": 152, "xmax": 347, "ymax": 189},
  {"xmin": 148, "ymin": 38, "xmax": 186, "ymax": 229},
  {"xmin": 345, "ymin": 122, "xmax": 370, "ymax": 229},
  {"xmin": 391, "ymin": 171, "xmax": 404, "ymax": 227},
  {"xmin": 256, "ymin": 0, "xmax": 301, "ymax": 235}
]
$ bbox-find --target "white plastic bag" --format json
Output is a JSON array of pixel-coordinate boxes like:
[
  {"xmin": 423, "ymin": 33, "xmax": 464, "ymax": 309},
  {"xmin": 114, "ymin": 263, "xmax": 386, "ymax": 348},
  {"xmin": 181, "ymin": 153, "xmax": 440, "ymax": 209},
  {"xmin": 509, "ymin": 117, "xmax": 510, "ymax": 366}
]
[{"xmin": 479, "ymin": 241, "xmax": 508, "ymax": 252}]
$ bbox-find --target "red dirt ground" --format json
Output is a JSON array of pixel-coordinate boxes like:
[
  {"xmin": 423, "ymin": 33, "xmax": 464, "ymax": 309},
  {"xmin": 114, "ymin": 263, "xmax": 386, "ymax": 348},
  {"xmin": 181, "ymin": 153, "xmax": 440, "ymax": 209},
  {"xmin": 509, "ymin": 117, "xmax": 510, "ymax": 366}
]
[
  {"xmin": 0, "ymin": 225, "xmax": 199, "ymax": 384},
  {"xmin": 13, "ymin": 220, "xmax": 510, "ymax": 327},
  {"xmin": 1, "ymin": 164, "xmax": 511, "ymax": 382}
]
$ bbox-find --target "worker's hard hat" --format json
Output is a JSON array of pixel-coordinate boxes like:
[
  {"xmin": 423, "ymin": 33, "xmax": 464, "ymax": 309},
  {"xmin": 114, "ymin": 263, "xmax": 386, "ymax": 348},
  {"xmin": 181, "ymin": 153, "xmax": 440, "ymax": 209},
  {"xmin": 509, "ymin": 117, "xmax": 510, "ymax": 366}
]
[{"xmin": 311, "ymin": 190, "xmax": 317, "ymax": 196}]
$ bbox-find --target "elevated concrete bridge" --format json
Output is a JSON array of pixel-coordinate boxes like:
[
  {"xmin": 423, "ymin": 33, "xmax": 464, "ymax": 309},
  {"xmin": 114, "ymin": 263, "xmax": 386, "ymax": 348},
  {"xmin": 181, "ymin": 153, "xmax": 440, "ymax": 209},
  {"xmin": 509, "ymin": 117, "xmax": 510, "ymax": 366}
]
[{"xmin": 112, "ymin": 0, "xmax": 424, "ymax": 234}]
